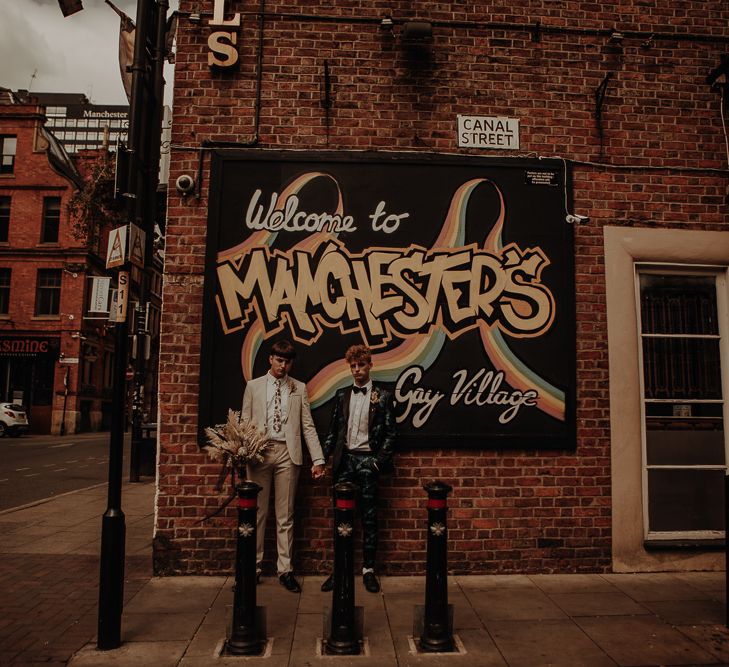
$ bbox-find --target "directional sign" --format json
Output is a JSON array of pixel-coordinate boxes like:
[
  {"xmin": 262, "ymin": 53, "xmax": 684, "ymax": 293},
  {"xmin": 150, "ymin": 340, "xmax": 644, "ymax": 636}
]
[{"xmin": 106, "ymin": 225, "xmax": 128, "ymax": 268}]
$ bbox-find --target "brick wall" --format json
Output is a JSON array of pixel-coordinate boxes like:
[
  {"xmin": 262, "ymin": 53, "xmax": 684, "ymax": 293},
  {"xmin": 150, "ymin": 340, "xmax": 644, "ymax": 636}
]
[{"xmin": 156, "ymin": 0, "xmax": 729, "ymax": 574}]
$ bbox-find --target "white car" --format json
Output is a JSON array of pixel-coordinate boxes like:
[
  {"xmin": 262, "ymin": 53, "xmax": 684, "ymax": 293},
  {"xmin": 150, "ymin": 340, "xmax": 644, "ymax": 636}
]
[{"xmin": 0, "ymin": 403, "xmax": 29, "ymax": 437}]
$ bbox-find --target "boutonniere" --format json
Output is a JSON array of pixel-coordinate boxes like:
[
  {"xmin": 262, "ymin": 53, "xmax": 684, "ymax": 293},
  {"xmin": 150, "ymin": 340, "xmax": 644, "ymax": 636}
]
[
  {"xmin": 370, "ymin": 388, "xmax": 380, "ymax": 405},
  {"xmin": 288, "ymin": 379, "xmax": 297, "ymax": 394}
]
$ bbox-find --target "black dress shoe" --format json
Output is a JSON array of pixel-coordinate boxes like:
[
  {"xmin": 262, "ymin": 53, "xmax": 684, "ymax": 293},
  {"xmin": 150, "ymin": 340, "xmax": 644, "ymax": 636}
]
[
  {"xmin": 320, "ymin": 574, "xmax": 334, "ymax": 592},
  {"xmin": 279, "ymin": 572, "xmax": 301, "ymax": 593},
  {"xmin": 363, "ymin": 572, "xmax": 380, "ymax": 593}
]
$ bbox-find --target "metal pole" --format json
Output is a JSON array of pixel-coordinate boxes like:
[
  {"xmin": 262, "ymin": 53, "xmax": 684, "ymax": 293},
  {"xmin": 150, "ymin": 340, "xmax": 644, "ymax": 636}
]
[
  {"xmin": 325, "ymin": 481, "xmax": 360, "ymax": 656},
  {"xmin": 226, "ymin": 481, "xmax": 265, "ymax": 655},
  {"xmin": 725, "ymin": 472, "xmax": 729, "ymax": 628},
  {"xmin": 421, "ymin": 480, "xmax": 454, "ymax": 653},
  {"xmin": 97, "ymin": 0, "xmax": 158, "ymax": 650},
  {"xmin": 60, "ymin": 367, "xmax": 69, "ymax": 436}
]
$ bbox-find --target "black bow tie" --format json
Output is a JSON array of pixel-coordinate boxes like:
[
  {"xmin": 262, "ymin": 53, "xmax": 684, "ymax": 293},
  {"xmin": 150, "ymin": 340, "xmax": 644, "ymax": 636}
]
[{"xmin": 352, "ymin": 385, "xmax": 367, "ymax": 395}]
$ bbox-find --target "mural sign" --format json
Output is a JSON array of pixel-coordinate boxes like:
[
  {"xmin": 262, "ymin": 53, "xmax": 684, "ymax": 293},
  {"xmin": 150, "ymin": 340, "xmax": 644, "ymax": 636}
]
[{"xmin": 200, "ymin": 152, "xmax": 575, "ymax": 449}]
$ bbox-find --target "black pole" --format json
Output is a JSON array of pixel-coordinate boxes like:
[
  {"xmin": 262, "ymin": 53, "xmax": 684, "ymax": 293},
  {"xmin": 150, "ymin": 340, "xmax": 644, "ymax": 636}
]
[
  {"xmin": 98, "ymin": 0, "xmax": 160, "ymax": 650},
  {"xmin": 420, "ymin": 480, "xmax": 454, "ymax": 653},
  {"xmin": 226, "ymin": 481, "xmax": 265, "ymax": 656},
  {"xmin": 59, "ymin": 367, "xmax": 69, "ymax": 436},
  {"xmin": 725, "ymin": 472, "xmax": 729, "ymax": 628},
  {"xmin": 325, "ymin": 481, "xmax": 360, "ymax": 656},
  {"xmin": 97, "ymin": 277, "xmax": 129, "ymax": 649}
]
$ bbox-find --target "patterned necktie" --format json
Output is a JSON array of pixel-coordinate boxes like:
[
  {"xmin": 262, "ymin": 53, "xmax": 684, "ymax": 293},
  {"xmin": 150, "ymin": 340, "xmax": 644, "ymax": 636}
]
[{"xmin": 273, "ymin": 379, "xmax": 282, "ymax": 433}]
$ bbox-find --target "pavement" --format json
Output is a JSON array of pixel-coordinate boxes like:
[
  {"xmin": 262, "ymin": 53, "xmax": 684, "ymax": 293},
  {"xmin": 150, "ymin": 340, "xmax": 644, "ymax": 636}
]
[{"xmin": 2, "ymin": 481, "xmax": 729, "ymax": 666}]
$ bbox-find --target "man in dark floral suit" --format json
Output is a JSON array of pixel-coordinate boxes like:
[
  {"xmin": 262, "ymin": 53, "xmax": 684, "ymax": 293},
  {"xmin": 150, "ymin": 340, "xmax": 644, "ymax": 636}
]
[{"xmin": 320, "ymin": 344, "xmax": 397, "ymax": 594}]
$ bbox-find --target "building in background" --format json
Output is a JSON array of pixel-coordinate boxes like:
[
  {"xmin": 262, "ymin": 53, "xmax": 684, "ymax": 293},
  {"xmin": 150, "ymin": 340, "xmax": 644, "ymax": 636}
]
[
  {"xmin": 0, "ymin": 89, "xmax": 162, "ymax": 435},
  {"xmin": 157, "ymin": 1, "xmax": 729, "ymax": 578},
  {"xmin": 12, "ymin": 91, "xmax": 128, "ymax": 154}
]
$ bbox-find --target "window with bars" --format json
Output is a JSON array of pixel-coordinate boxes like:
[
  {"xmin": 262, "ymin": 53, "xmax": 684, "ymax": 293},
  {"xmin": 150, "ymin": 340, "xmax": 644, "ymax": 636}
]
[
  {"xmin": 1, "ymin": 136, "xmax": 17, "ymax": 175},
  {"xmin": 638, "ymin": 270, "xmax": 727, "ymax": 538},
  {"xmin": 0, "ymin": 268, "xmax": 10, "ymax": 315},
  {"xmin": 41, "ymin": 197, "xmax": 61, "ymax": 243},
  {"xmin": 35, "ymin": 269, "xmax": 61, "ymax": 316},
  {"xmin": 0, "ymin": 196, "xmax": 9, "ymax": 242}
]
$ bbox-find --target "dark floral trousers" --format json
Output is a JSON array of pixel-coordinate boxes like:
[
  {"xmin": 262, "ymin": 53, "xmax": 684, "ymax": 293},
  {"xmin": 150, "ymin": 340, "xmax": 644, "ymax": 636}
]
[{"xmin": 335, "ymin": 452, "xmax": 380, "ymax": 570}]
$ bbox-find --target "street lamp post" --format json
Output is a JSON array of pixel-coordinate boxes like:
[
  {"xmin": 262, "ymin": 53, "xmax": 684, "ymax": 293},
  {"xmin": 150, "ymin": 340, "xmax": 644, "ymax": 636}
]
[{"xmin": 97, "ymin": 0, "xmax": 168, "ymax": 650}]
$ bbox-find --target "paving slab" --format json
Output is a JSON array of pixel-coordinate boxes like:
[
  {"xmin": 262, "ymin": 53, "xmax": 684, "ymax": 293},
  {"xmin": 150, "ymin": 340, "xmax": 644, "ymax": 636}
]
[
  {"xmin": 576, "ymin": 614, "xmax": 719, "ymax": 666},
  {"xmin": 548, "ymin": 591, "xmax": 651, "ymax": 617},
  {"xmin": 454, "ymin": 574, "xmax": 535, "ymax": 590},
  {"xmin": 467, "ymin": 586, "xmax": 568, "ymax": 622},
  {"xmin": 675, "ymin": 623, "xmax": 729, "ymax": 663},
  {"xmin": 122, "ymin": 576, "xmax": 227, "ymax": 615},
  {"xmin": 487, "ymin": 618, "xmax": 617, "ymax": 667},
  {"xmin": 69, "ymin": 640, "xmax": 188, "ymax": 666},
  {"xmin": 393, "ymin": 627, "xmax": 505, "ymax": 667},
  {"xmin": 602, "ymin": 572, "xmax": 713, "ymax": 602},
  {"xmin": 642, "ymin": 598, "xmax": 726, "ymax": 625},
  {"xmin": 529, "ymin": 573, "xmax": 617, "ymax": 594}
]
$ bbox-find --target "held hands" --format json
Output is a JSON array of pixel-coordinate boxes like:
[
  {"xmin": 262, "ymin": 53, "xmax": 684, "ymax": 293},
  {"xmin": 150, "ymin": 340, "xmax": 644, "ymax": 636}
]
[{"xmin": 311, "ymin": 464, "xmax": 326, "ymax": 480}]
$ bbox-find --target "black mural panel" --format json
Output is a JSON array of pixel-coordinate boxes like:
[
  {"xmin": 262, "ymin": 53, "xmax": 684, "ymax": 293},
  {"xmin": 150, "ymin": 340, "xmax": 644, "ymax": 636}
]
[{"xmin": 200, "ymin": 151, "xmax": 575, "ymax": 449}]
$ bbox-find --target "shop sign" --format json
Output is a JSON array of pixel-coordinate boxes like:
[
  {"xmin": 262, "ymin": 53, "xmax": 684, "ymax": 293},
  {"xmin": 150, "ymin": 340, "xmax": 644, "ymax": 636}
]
[
  {"xmin": 200, "ymin": 152, "xmax": 575, "ymax": 449},
  {"xmin": 0, "ymin": 337, "xmax": 58, "ymax": 358},
  {"xmin": 457, "ymin": 115, "xmax": 520, "ymax": 150},
  {"xmin": 208, "ymin": 0, "xmax": 240, "ymax": 69}
]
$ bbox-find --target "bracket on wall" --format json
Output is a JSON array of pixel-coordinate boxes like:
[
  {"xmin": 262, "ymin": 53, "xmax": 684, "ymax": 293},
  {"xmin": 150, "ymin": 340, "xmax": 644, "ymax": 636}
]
[
  {"xmin": 595, "ymin": 72, "xmax": 613, "ymax": 158},
  {"xmin": 531, "ymin": 20, "xmax": 541, "ymax": 43}
]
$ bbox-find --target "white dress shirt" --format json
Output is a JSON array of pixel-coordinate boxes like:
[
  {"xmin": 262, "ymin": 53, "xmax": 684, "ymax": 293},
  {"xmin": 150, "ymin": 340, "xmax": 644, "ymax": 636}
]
[
  {"xmin": 266, "ymin": 372, "xmax": 290, "ymax": 440},
  {"xmin": 347, "ymin": 381, "xmax": 372, "ymax": 452}
]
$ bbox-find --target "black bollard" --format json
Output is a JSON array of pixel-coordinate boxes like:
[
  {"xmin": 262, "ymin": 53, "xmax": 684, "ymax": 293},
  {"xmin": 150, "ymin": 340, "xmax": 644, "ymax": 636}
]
[
  {"xmin": 325, "ymin": 481, "xmax": 361, "ymax": 655},
  {"xmin": 225, "ymin": 480, "xmax": 265, "ymax": 656},
  {"xmin": 420, "ymin": 480, "xmax": 454, "ymax": 653},
  {"xmin": 725, "ymin": 472, "xmax": 729, "ymax": 628}
]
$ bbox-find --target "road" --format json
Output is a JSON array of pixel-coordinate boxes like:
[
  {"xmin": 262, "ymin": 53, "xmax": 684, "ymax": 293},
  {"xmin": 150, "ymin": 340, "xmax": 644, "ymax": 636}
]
[{"xmin": 0, "ymin": 431, "xmax": 132, "ymax": 511}]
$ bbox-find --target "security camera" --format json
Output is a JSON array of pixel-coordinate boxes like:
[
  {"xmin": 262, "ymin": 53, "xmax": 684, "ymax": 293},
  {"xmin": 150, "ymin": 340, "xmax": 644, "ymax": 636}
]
[
  {"xmin": 175, "ymin": 174, "xmax": 195, "ymax": 195},
  {"xmin": 566, "ymin": 214, "xmax": 590, "ymax": 225}
]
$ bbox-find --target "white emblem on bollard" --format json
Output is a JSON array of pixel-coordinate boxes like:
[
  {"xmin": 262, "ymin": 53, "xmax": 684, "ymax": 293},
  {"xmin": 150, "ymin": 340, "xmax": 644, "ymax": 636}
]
[
  {"xmin": 337, "ymin": 523, "xmax": 353, "ymax": 537},
  {"xmin": 429, "ymin": 522, "xmax": 446, "ymax": 537},
  {"xmin": 238, "ymin": 523, "xmax": 254, "ymax": 537}
]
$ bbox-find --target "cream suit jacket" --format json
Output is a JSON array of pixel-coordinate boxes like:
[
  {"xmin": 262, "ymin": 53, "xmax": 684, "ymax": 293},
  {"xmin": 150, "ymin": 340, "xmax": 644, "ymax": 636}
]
[{"xmin": 241, "ymin": 375, "xmax": 324, "ymax": 466}]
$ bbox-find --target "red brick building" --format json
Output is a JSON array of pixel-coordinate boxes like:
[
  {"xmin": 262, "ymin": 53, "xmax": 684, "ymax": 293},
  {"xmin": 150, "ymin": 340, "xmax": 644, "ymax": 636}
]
[
  {"xmin": 157, "ymin": 1, "xmax": 729, "ymax": 575},
  {"xmin": 0, "ymin": 92, "xmax": 160, "ymax": 435}
]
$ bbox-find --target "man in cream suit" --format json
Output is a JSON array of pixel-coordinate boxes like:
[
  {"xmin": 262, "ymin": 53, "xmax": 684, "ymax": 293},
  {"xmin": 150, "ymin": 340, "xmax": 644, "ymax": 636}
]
[{"xmin": 243, "ymin": 339, "xmax": 325, "ymax": 592}]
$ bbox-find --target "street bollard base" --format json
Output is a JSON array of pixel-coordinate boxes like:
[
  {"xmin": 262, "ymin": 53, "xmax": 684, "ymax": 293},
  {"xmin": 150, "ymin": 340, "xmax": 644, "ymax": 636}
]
[
  {"xmin": 323, "ymin": 606, "xmax": 364, "ymax": 641},
  {"xmin": 224, "ymin": 605, "xmax": 267, "ymax": 656},
  {"xmin": 414, "ymin": 604, "xmax": 456, "ymax": 653}
]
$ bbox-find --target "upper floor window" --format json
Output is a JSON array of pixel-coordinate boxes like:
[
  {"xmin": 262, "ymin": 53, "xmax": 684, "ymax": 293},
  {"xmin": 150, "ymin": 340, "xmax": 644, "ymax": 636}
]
[
  {"xmin": 41, "ymin": 197, "xmax": 61, "ymax": 243},
  {"xmin": 0, "ymin": 196, "xmax": 9, "ymax": 242},
  {"xmin": 638, "ymin": 268, "xmax": 727, "ymax": 540},
  {"xmin": 35, "ymin": 269, "xmax": 62, "ymax": 316},
  {"xmin": 0, "ymin": 136, "xmax": 17, "ymax": 175},
  {"xmin": 0, "ymin": 268, "xmax": 11, "ymax": 315}
]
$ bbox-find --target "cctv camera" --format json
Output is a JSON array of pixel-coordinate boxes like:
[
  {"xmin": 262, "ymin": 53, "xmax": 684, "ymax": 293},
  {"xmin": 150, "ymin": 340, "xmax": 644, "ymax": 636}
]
[
  {"xmin": 565, "ymin": 214, "xmax": 590, "ymax": 225},
  {"xmin": 175, "ymin": 174, "xmax": 195, "ymax": 195}
]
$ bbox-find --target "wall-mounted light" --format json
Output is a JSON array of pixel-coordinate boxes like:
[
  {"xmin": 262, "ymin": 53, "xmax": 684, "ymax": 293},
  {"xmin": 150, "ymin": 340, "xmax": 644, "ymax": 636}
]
[
  {"xmin": 609, "ymin": 30, "xmax": 624, "ymax": 45},
  {"xmin": 402, "ymin": 21, "xmax": 433, "ymax": 41},
  {"xmin": 380, "ymin": 15, "xmax": 394, "ymax": 31},
  {"xmin": 189, "ymin": 12, "xmax": 202, "ymax": 25}
]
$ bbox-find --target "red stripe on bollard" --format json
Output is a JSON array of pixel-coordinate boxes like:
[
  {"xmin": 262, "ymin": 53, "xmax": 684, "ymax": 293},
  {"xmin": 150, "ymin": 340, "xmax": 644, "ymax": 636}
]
[
  {"xmin": 336, "ymin": 498, "xmax": 355, "ymax": 509},
  {"xmin": 237, "ymin": 498, "xmax": 257, "ymax": 508},
  {"xmin": 427, "ymin": 499, "xmax": 447, "ymax": 509}
]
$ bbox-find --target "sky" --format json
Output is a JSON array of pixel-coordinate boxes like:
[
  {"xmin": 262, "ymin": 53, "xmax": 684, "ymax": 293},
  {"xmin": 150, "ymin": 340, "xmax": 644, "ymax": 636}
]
[{"xmin": 0, "ymin": 0, "xmax": 177, "ymax": 106}]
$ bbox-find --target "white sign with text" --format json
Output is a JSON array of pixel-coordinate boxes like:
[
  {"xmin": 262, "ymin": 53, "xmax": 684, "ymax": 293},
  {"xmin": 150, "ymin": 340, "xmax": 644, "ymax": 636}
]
[{"xmin": 457, "ymin": 115, "xmax": 520, "ymax": 150}]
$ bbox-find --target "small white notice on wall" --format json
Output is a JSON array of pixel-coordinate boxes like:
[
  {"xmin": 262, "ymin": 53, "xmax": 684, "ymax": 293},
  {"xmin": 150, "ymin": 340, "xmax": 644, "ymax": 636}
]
[{"xmin": 457, "ymin": 115, "xmax": 520, "ymax": 150}]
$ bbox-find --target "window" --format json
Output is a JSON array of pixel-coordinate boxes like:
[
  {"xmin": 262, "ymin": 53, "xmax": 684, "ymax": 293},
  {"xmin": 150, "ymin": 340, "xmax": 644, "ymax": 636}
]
[
  {"xmin": 1, "ymin": 136, "xmax": 17, "ymax": 174},
  {"xmin": 41, "ymin": 197, "xmax": 61, "ymax": 243},
  {"xmin": 638, "ymin": 269, "xmax": 727, "ymax": 539},
  {"xmin": 0, "ymin": 268, "xmax": 10, "ymax": 314},
  {"xmin": 35, "ymin": 269, "xmax": 61, "ymax": 315},
  {"xmin": 0, "ymin": 196, "xmax": 9, "ymax": 242}
]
